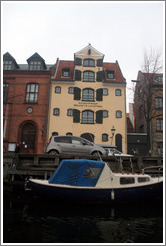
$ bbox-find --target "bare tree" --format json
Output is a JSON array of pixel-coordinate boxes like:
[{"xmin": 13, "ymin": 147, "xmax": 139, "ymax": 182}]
[{"xmin": 134, "ymin": 49, "xmax": 163, "ymax": 156}]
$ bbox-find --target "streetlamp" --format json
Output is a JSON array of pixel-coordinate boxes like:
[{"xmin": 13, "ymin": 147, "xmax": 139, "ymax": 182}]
[{"xmin": 110, "ymin": 125, "xmax": 116, "ymax": 145}]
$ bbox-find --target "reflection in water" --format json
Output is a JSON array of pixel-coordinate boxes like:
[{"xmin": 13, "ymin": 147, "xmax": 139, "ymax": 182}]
[{"xmin": 3, "ymin": 190, "xmax": 163, "ymax": 243}]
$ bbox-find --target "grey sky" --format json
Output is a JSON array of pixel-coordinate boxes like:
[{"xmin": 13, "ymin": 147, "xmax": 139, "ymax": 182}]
[{"xmin": 2, "ymin": 1, "xmax": 164, "ymax": 110}]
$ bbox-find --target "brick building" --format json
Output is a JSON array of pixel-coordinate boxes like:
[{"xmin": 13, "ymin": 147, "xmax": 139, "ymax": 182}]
[
  {"xmin": 134, "ymin": 71, "xmax": 163, "ymax": 156},
  {"xmin": 3, "ymin": 52, "xmax": 52, "ymax": 153}
]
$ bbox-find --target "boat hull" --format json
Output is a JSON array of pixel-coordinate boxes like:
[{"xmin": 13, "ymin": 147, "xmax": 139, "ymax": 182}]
[{"xmin": 27, "ymin": 179, "xmax": 163, "ymax": 204}]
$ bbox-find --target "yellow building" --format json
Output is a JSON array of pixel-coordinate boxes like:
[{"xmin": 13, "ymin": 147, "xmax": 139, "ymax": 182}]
[{"xmin": 47, "ymin": 44, "xmax": 127, "ymax": 153}]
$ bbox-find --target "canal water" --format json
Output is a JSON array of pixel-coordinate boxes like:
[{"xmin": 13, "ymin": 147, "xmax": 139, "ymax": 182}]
[{"xmin": 3, "ymin": 189, "xmax": 163, "ymax": 244}]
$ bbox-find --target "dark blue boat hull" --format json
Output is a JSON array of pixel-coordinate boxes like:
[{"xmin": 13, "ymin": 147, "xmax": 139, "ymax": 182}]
[{"xmin": 28, "ymin": 180, "xmax": 163, "ymax": 204}]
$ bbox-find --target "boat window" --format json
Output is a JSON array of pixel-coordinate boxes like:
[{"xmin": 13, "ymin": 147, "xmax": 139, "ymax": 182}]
[
  {"xmin": 120, "ymin": 177, "xmax": 135, "ymax": 185},
  {"xmin": 138, "ymin": 177, "xmax": 150, "ymax": 183},
  {"xmin": 84, "ymin": 167, "xmax": 101, "ymax": 179}
]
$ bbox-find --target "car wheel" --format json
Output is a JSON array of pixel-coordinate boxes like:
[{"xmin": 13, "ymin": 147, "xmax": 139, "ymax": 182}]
[
  {"xmin": 92, "ymin": 151, "xmax": 102, "ymax": 156},
  {"xmin": 49, "ymin": 150, "xmax": 59, "ymax": 155}
]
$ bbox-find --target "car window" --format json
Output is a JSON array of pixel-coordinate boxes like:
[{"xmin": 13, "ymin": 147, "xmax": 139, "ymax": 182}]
[
  {"xmin": 72, "ymin": 139, "xmax": 82, "ymax": 145},
  {"xmin": 54, "ymin": 136, "xmax": 71, "ymax": 143}
]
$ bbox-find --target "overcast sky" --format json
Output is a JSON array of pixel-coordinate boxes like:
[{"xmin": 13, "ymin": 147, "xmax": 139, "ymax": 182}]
[{"xmin": 2, "ymin": 1, "xmax": 164, "ymax": 111}]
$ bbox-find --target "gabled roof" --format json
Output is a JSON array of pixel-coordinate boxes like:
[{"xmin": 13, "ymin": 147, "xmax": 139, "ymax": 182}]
[
  {"xmin": 3, "ymin": 52, "xmax": 19, "ymax": 69},
  {"xmin": 74, "ymin": 44, "xmax": 104, "ymax": 57},
  {"xmin": 26, "ymin": 52, "xmax": 45, "ymax": 62},
  {"xmin": 26, "ymin": 52, "xmax": 47, "ymax": 69}
]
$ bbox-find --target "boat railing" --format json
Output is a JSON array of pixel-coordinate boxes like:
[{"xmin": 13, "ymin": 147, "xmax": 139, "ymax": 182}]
[{"xmin": 142, "ymin": 166, "xmax": 163, "ymax": 177}]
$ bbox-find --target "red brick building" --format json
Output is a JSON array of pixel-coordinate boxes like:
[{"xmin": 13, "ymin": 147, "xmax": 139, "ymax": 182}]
[{"xmin": 3, "ymin": 52, "xmax": 52, "ymax": 153}]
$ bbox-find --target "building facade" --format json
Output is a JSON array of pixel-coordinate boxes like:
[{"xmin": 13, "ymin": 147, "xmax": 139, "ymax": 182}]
[
  {"xmin": 3, "ymin": 52, "xmax": 52, "ymax": 153},
  {"xmin": 47, "ymin": 45, "xmax": 127, "ymax": 153},
  {"xmin": 134, "ymin": 71, "xmax": 163, "ymax": 156}
]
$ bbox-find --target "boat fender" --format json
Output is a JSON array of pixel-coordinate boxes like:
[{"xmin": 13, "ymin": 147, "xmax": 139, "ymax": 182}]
[{"xmin": 111, "ymin": 190, "xmax": 115, "ymax": 200}]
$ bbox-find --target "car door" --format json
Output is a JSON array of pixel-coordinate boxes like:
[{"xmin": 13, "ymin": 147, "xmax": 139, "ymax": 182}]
[
  {"xmin": 55, "ymin": 136, "xmax": 72, "ymax": 154},
  {"xmin": 71, "ymin": 137, "xmax": 90, "ymax": 155}
]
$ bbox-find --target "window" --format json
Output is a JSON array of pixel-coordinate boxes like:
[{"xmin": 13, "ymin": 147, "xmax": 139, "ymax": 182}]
[
  {"xmin": 156, "ymin": 119, "xmax": 163, "ymax": 131},
  {"xmin": 26, "ymin": 83, "xmax": 38, "ymax": 103},
  {"xmin": 52, "ymin": 132, "xmax": 58, "ymax": 136},
  {"xmin": 83, "ymin": 59, "xmax": 95, "ymax": 67},
  {"xmin": 3, "ymin": 83, "xmax": 9, "ymax": 103},
  {"xmin": 107, "ymin": 71, "xmax": 114, "ymax": 79},
  {"xmin": 62, "ymin": 68, "xmax": 70, "ymax": 77},
  {"xmin": 138, "ymin": 177, "xmax": 150, "ymax": 183},
  {"xmin": 102, "ymin": 134, "xmax": 108, "ymax": 142},
  {"xmin": 54, "ymin": 136, "xmax": 71, "ymax": 143},
  {"xmin": 83, "ymin": 71, "xmax": 95, "ymax": 82},
  {"xmin": 3, "ymin": 61, "xmax": 13, "ymax": 70},
  {"xmin": 67, "ymin": 109, "xmax": 73, "ymax": 116},
  {"xmin": 115, "ymin": 89, "xmax": 121, "ymax": 96},
  {"xmin": 8, "ymin": 143, "xmax": 16, "ymax": 152},
  {"xmin": 103, "ymin": 88, "xmax": 108, "ymax": 96},
  {"xmin": 120, "ymin": 177, "xmax": 135, "ymax": 185},
  {"xmin": 29, "ymin": 61, "xmax": 42, "ymax": 70},
  {"xmin": 116, "ymin": 110, "xmax": 122, "ymax": 118},
  {"xmin": 82, "ymin": 110, "xmax": 94, "ymax": 124},
  {"xmin": 103, "ymin": 110, "xmax": 108, "ymax": 118},
  {"xmin": 53, "ymin": 108, "xmax": 60, "ymax": 116},
  {"xmin": 157, "ymin": 142, "xmax": 163, "ymax": 155},
  {"xmin": 66, "ymin": 132, "xmax": 72, "ymax": 136},
  {"xmin": 55, "ymin": 86, "xmax": 61, "ymax": 93},
  {"xmin": 155, "ymin": 98, "xmax": 163, "ymax": 109},
  {"xmin": 68, "ymin": 87, "xmax": 74, "ymax": 94},
  {"xmin": 155, "ymin": 76, "xmax": 163, "ymax": 83},
  {"xmin": 84, "ymin": 167, "xmax": 101, "ymax": 179},
  {"xmin": 82, "ymin": 89, "xmax": 94, "ymax": 101}
]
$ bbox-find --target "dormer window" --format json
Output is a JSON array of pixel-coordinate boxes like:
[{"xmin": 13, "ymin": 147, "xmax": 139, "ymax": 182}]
[
  {"xmin": 3, "ymin": 52, "xmax": 19, "ymax": 70},
  {"xmin": 62, "ymin": 68, "xmax": 70, "ymax": 77},
  {"xmin": 27, "ymin": 52, "xmax": 46, "ymax": 71},
  {"xmin": 3, "ymin": 61, "xmax": 13, "ymax": 70},
  {"xmin": 83, "ymin": 59, "xmax": 95, "ymax": 67},
  {"xmin": 107, "ymin": 71, "xmax": 115, "ymax": 79},
  {"xmin": 29, "ymin": 61, "xmax": 42, "ymax": 70}
]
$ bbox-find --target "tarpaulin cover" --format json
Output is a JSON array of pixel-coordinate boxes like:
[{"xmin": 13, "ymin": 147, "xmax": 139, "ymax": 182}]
[{"xmin": 48, "ymin": 159, "xmax": 105, "ymax": 187}]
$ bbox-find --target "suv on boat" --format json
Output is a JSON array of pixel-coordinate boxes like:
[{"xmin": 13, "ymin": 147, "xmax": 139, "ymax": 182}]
[{"xmin": 46, "ymin": 136, "xmax": 108, "ymax": 157}]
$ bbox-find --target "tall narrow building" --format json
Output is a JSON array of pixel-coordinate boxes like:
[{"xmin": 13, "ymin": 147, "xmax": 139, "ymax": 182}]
[{"xmin": 47, "ymin": 44, "xmax": 127, "ymax": 153}]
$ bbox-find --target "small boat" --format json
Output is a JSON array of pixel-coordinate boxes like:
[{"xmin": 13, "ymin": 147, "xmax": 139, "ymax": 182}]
[{"xmin": 25, "ymin": 159, "xmax": 163, "ymax": 204}]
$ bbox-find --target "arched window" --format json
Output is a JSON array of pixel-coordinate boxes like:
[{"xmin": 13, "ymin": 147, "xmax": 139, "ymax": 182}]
[
  {"xmin": 53, "ymin": 108, "xmax": 60, "ymax": 116},
  {"xmin": 81, "ymin": 133, "xmax": 94, "ymax": 142},
  {"xmin": 82, "ymin": 88, "xmax": 94, "ymax": 101},
  {"xmin": 83, "ymin": 59, "xmax": 95, "ymax": 67},
  {"xmin": 67, "ymin": 109, "xmax": 73, "ymax": 116},
  {"xmin": 115, "ymin": 134, "xmax": 122, "ymax": 152},
  {"xmin": 115, "ymin": 89, "xmax": 121, "ymax": 96},
  {"xmin": 116, "ymin": 110, "xmax": 122, "ymax": 118},
  {"xmin": 52, "ymin": 132, "xmax": 58, "ymax": 136},
  {"xmin": 82, "ymin": 110, "xmax": 94, "ymax": 124},
  {"xmin": 55, "ymin": 86, "xmax": 61, "ymax": 93},
  {"xmin": 26, "ymin": 83, "xmax": 38, "ymax": 103},
  {"xmin": 66, "ymin": 132, "xmax": 73, "ymax": 136},
  {"xmin": 83, "ymin": 71, "xmax": 95, "ymax": 82}
]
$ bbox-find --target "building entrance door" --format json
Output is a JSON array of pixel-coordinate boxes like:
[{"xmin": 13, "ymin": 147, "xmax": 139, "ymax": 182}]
[{"xmin": 21, "ymin": 123, "xmax": 36, "ymax": 153}]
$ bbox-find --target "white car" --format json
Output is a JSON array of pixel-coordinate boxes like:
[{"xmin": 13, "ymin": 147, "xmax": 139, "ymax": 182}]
[{"xmin": 97, "ymin": 144, "xmax": 133, "ymax": 157}]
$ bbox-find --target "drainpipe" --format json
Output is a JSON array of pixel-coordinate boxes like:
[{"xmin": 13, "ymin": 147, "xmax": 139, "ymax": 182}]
[{"xmin": 3, "ymin": 103, "xmax": 9, "ymax": 138}]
